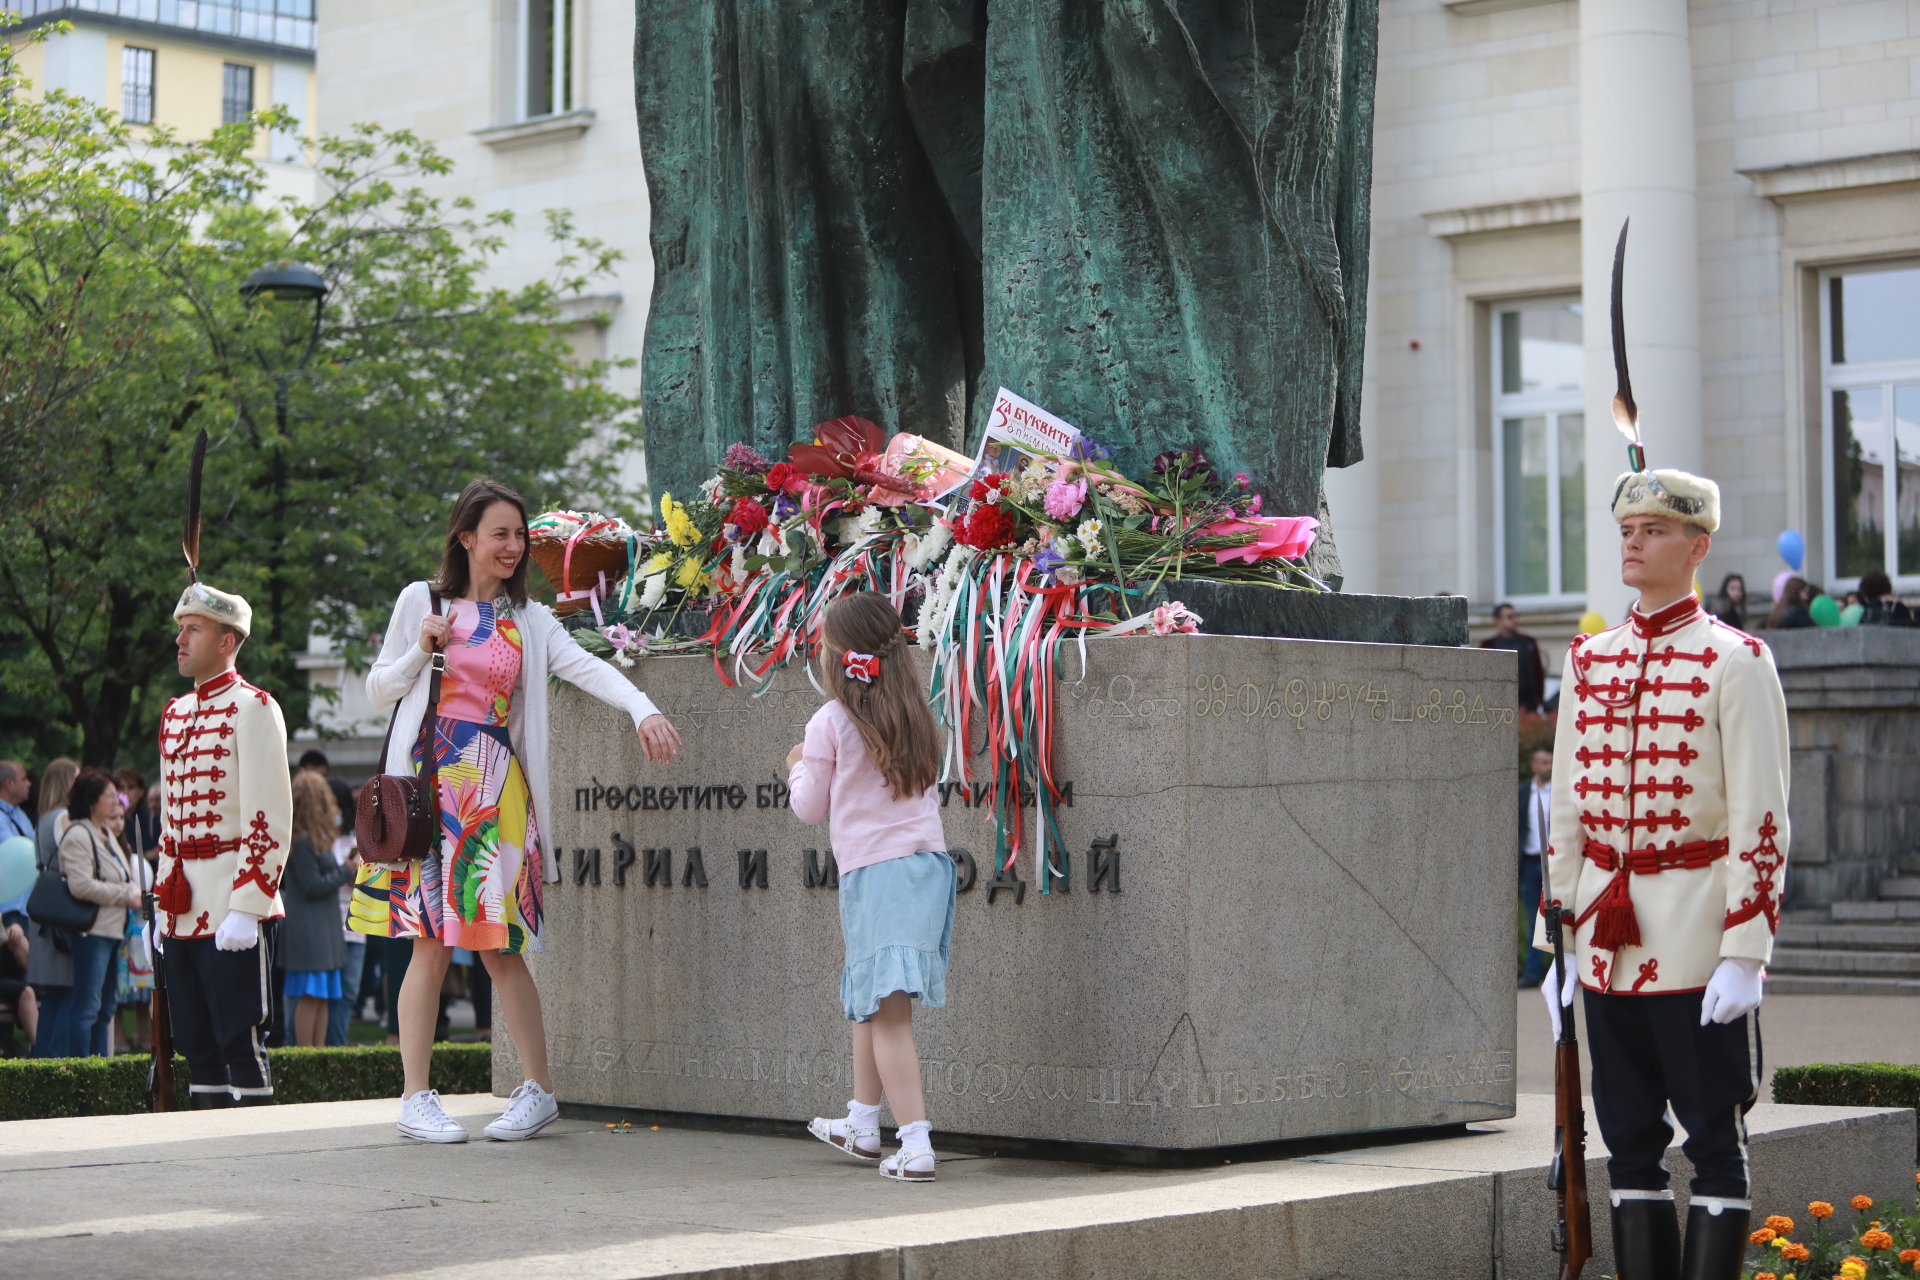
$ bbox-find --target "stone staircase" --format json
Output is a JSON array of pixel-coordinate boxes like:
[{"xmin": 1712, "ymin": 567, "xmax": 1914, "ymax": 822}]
[{"xmin": 1768, "ymin": 855, "xmax": 1920, "ymax": 995}]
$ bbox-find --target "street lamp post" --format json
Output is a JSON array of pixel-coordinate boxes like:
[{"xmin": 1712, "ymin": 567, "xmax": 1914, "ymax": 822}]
[{"xmin": 239, "ymin": 263, "xmax": 330, "ymax": 674}]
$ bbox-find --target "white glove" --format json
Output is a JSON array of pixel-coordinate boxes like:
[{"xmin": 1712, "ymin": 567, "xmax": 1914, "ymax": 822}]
[
  {"xmin": 213, "ymin": 910, "xmax": 260, "ymax": 952},
  {"xmin": 1699, "ymin": 956, "xmax": 1764, "ymax": 1025},
  {"xmin": 1542, "ymin": 953, "xmax": 1579, "ymax": 1038}
]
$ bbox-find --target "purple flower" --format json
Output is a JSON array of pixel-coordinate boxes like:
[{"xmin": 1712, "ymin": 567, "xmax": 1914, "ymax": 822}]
[
  {"xmin": 771, "ymin": 493, "xmax": 798, "ymax": 523},
  {"xmin": 1151, "ymin": 449, "xmax": 1212, "ymax": 481},
  {"xmin": 1069, "ymin": 437, "xmax": 1111, "ymax": 462},
  {"xmin": 1043, "ymin": 477, "xmax": 1087, "ymax": 520},
  {"xmin": 1033, "ymin": 544, "xmax": 1065, "ymax": 582},
  {"xmin": 723, "ymin": 442, "xmax": 771, "ymax": 474}
]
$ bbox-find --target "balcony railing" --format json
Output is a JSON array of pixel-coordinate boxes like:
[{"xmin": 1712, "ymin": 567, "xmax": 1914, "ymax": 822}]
[{"xmin": 12, "ymin": 0, "xmax": 316, "ymax": 51}]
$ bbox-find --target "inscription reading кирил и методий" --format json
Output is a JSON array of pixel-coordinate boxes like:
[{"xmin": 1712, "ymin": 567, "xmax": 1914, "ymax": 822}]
[{"xmin": 549, "ymin": 1036, "xmax": 1514, "ymax": 1118}]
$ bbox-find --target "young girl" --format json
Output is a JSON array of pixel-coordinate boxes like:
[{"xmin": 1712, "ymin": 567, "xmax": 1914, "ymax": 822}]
[{"xmin": 787, "ymin": 592, "xmax": 955, "ymax": 1183}]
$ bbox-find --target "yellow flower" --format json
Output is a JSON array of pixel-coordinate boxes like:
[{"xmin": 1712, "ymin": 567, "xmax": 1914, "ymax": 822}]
[
  {"xmin": 1839, "ymin": 1262, "xmax": 1866, "ymax": 1280},
  {"xmin": 644, "ymin": 550, "xmax": 674, "ymax": 574},
  {"xmin": 660, "ymin": 493, "xmax": 698, "ymax": 547},
  {"xmin": 673, "ymin": 557, "xmax": 710, "ymax": 591},
  {"xmin": 1771, "ymin": 1238, "xmax": 1789, "ymax": 1250}
]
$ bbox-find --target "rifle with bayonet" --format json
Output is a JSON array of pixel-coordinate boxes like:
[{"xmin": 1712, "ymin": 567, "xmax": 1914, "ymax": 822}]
[
  {"xmin": 1545, "ymin": 904, "xmax": 1591, "ymax": 1279},
  {"xmin": 143, "ymin": 889, "xmax": 176, "ymax": 1111}
]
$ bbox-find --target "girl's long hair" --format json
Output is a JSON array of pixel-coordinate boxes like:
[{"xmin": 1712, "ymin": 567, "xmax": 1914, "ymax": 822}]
[
  {"xmin": 291, "ymin": 769, "xmax": 340, "ymax": 855},
  {"xmin": 434, "ymin": 478, "xmax": 531, "ymax": 606},
  {"xmin": 822, "ymin": 592, "xmax": 938, "ymax": 801}
]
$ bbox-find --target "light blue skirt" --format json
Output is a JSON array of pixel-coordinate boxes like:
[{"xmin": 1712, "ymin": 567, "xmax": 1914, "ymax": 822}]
[
  {"xmin": 285, "ymin": 969, "xmax": 344, "ymax": 1000},
  {"xmin": 839, "ymin": 850, "xmax": 956, "ymax": 1022}
]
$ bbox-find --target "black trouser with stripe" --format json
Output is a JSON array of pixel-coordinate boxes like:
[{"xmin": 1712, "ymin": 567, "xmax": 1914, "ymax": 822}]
[
  {"xmin": 1584, "ymin": 988, "xmax": 1760, "ymax": 1199},
  {"xmin": 162, "ymin": 935, "xmax": 273, "ymax": 1098}
]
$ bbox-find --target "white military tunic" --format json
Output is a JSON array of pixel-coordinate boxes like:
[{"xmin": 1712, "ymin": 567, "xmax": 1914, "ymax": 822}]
[
  {"xmin": 1535, "ymin": 594, "xmax": 1790, "ymax": 994},
  {"xmin": 155, "ymin": 668, "xmax": 293, "ymax": 938}
]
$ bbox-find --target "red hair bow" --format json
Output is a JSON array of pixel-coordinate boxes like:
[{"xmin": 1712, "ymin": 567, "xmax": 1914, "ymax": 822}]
[{"xmin": 844, "ymin": 650, "xmax": 879, "ymax": 684}]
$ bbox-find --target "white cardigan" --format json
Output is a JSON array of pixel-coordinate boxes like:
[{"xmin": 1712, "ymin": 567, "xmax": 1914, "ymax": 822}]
[{"xmin": 368, "ymin": 581, "xmax": 661, "ymax": 882}]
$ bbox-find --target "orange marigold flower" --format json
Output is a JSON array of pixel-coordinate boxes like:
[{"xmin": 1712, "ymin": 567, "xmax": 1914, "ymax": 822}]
[
  {"xmin": 1752, "ymin": 1228, "xmax": 1777, "ymax": 1245},
  {"xmin": 1766, "ymin": 1215, "xmax": 1796, "ymax": 1234},
  {"xmin": 1863, "ymin": 1232, "xmax": 1895, "ymax": 1252},
  {"xmin": 1780, "ymin": 1242, "xmax": 1811, "ymax": 1262},
  {"xmin": 1900, "ymin": 1249, "xmax": 1920, "ymax": 1265},
  {"xmin": 1810, "ymin": 1202, "xmax": 1835, "ymax": 1219},
  {"xmin": 1851, "ymin": 1195, "xmax": 1874, "ymax": 1211},
  {"xmin": 1753, "ymin": 1273, "xmax": 1777, "ymax": 1280}
]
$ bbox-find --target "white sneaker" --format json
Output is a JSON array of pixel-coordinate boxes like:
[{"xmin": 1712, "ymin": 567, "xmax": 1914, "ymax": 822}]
[
  {"xmin": 398, "ymin": 1089, "xmax": 469, "ymax": 1144},
  {"xmin": 483, "ymin": 1080, "xmax": 559, "ymax": 1141}
]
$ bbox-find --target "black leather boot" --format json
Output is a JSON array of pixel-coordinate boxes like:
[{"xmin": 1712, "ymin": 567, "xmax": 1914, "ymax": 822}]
[
  {"xmin": 235, "ymin": 1093, "xmax": 275, "ymax": 1107},
  {"xmin": 190, "ymin": 1091, "xmax": 231, "ymax": 1110},
  {"xmin": 1611, "ymin": 1192, "xmax": 1682, "ymax": 1280},
  {"xmin": 1679, "ymin": 1199, "xmax": 1752, "ymax": 1280}
]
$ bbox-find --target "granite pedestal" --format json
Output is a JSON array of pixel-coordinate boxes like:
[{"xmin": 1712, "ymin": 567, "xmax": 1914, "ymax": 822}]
[{"xmin": 504, "ymin": 634, "xmax": 1519, "ymax": 1151}]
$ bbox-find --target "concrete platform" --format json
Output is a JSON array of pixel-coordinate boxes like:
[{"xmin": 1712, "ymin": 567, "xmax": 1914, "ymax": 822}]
[{"xmin": 0, "ymin": 1094, "xmax": 1909, "ymax": 1280}]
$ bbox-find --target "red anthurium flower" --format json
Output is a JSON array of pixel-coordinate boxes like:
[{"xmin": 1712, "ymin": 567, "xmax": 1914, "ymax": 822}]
[{"xmin": 787, "ymin": 415, "xmax": 886, "ymax": 480}]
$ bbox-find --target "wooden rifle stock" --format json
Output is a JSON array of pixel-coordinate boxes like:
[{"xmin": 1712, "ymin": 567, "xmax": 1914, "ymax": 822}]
[
  {"xmin": 1545, "ymin": 905, "xmax": 1591, "ymax": 1280},
  {"xmin": 144, "ymin": 891, "xmax": 176, "ymax": 1112}
]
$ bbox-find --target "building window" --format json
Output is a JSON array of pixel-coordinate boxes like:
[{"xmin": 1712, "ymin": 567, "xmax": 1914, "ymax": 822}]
[
  {"xmin": 1493, "ymin": 298, "xmax": 1586, "ymax": 602},
  {"xmin": 222, "ymin": 63, "xmax": 254, "ymax": 125},
  {"xmin": 523, "ymin": 0, "xmax": 575, "ymax": 118},
  {"xmin": 121, "ymin": 46, "xmax": 155, "ymax": 124},
  {"xmin": 1824, "ymin": 264, "xmax": 1920, "ymax": 585}
]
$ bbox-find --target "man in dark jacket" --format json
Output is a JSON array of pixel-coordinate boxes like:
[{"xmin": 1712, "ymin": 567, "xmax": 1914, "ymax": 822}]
[
  {"xmin": 1517, "ymin": 745, "xmax": 1552, "ymax": 987},
  {"xmin": 1482, "ymin": 604, "xmax": 1547, "ymax": 713}
]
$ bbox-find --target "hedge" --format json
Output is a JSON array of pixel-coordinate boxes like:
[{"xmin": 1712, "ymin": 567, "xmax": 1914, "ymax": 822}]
[
  {"xmin": 1772, "ymin": 1062, "xmax": 1920, "ymax": 1111},
  {"xmin": 0, "ymin": 1044, "xmax": 491, "ymax": 1121}
]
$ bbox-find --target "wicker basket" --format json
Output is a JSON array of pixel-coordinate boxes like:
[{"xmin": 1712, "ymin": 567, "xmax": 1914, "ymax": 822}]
[{"xmin": 530, "ymin": 536, "xmax": 630, "ymax": 616}]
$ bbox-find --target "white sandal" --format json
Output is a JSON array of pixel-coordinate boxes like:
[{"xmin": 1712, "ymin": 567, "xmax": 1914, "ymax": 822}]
[
  {"xmin": 879, "ymin": 1120, "xmax": 936, "ymax": 1182},
  {"xmin": 808, "ymin": 1103, "xmax": 881, "ymax": 1161}
]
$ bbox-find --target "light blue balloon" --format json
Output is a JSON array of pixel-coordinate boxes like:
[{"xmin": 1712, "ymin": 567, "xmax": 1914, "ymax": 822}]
[
  {"xmin": 1777, "ymin": 528, "xmax": 1805, "ymax": 572},
  {"xmin": 0, "ymin": 836, "xmax": 35, "ymax": 904}
]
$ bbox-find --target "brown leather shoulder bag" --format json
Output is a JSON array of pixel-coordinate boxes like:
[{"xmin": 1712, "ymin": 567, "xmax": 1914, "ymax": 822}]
[{"xmin": 355, "ymin": 590, "xmax": 445, "ymax": 864}]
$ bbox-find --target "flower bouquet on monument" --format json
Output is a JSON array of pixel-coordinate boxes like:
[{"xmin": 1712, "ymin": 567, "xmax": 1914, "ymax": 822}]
[{"xmin": 536, "ymin": 388, "xmax": 1327, "ymax": 877}]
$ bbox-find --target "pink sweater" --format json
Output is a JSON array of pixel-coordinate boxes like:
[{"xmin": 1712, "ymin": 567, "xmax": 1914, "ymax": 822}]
[{"xmin": 788, "ymin": 699, "xmax": 946, "ymax": 873}]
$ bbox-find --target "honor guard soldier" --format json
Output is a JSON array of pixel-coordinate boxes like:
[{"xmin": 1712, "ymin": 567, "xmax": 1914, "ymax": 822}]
[
  {"xmin": 156, "ymin": 582, "xmax": 294, "ymax": 1107},
  {"xmin": 1537, "ymin": 469, "xmax": 1789, "ymax": 1280}
]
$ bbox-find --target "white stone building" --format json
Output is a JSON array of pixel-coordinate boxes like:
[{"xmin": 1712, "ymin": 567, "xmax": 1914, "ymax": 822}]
[{"xmin": 1336, "ymin": 0, "xmax": 1920, "ymax": 675}]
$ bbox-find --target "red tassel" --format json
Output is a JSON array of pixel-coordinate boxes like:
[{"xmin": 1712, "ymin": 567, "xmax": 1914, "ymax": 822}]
[
  {"xmin": 1586, "ymin": 870, "xmax": 1641, "ymax": 952},
  {"xmin": 155, "ymin": 859, "xmax": 193, "ymax": 916}
]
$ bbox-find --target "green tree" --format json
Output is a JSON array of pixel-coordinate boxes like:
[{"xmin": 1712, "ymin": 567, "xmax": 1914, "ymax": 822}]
[{"xmin": 0, "ymin": 30, "xmax": 642, "ymax": 769}]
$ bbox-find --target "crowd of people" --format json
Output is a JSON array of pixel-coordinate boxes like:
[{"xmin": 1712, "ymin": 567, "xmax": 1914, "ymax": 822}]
[{"xmin": 0, "ymin": 750, "xmax": 500, "ymax": 1058}]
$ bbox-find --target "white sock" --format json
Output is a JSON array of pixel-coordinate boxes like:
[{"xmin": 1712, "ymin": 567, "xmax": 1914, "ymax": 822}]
[
  {"xmin": 895, "ymin": 1119, "xmax": 932, "ymax": 1150},
  {"xmin": 847, "ymin": 1100, "xmax": 880, "ymax": 1127}
]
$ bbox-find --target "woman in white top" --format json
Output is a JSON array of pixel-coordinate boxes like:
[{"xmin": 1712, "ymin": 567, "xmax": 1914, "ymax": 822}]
[{"xmin": 349, "ymin": 479, "xmax": 681, "ymax": 1144}]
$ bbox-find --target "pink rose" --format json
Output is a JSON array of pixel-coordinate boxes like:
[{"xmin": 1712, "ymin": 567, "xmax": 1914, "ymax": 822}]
[
  {"xmin": 1044, "ymin": 478, "xmax": 1087, "ymax": 521},
  {"xmin": 1203, "ymin": 515, "xmax": 1319, "ymax": 565}
]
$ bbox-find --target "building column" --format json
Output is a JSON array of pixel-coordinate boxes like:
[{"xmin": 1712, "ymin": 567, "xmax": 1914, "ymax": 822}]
[{"xmin": 1580, "ymin": 0, "xmax": 1702, "ymax": 626}]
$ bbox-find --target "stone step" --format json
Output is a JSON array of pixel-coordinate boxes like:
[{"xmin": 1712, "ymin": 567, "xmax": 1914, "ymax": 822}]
[
  {"xmin": 1767, "ymin": 947, "xmax": 1920, "ymax": 976},
  {"xmin": 1766, "ymin": 973, "xmax": 1920, "ymax": 997},
  {"xmin": 1881, "ymin": 877, "xmax": 1920, "ymax": 900},
  {"xmin": 1894, "ymin": 854, "xmax": 1920, "ymax": 876},
  {"xmin": 1833, "ymin": 900, "xmax": 1920, "ymax": 922},
  {"xmin": 1776, "ymin": 921, "xmax": 1920, "ymax": 951}
]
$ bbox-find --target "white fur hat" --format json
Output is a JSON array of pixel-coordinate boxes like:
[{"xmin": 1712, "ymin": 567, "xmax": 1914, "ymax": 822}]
[
  {"xmin": 1611, "ymin": 469, "xmax": 1719, "ymax": 534},
  {"xmin": 174, "ymin": 582, "xmax": 253, "ymax": 638}
]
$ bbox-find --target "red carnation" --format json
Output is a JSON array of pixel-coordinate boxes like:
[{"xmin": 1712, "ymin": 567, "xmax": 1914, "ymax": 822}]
[
  {"xmin": 727, "ymin": 497, "xmax": 770, "ymax": 536},
  {"xmin": 764, "ymin": 462, "xmax": 797, "ymax": 494},
  {"xmin": 957, "ymin": 504, "xmax": 1015, "ymax": 550}
]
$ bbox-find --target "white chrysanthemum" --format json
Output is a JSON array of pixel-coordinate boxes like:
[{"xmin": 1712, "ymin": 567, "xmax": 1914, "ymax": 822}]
[
  {"xmin": 698, "ymin": 475, "xmax": 724, "ymax": 502},
  {"xmin": 855, "ymin": 506, "xmax": 886, "ymax": 537},
  {"xmin": 639, "ymin": 571, "xmax": 668, "ymax": 610},
  {"xmin": 1075, "ymin": 518, "xmax": 1104, "ymax": 558}
]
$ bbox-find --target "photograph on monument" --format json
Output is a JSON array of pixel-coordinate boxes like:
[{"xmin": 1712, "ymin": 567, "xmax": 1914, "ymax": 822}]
[{"xmin": 949, "ymin": 387, "xmax": 1084, "ymax": 516}]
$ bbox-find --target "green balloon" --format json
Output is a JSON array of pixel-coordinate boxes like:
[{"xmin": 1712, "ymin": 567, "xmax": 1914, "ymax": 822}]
[
  {"xmin": 1810, "ymin": 594, "xmax": 1841, "ymax": 627},
  {"xmin": 1840, "ymin": 603, "xmax": 1864, "ymax": 627}
]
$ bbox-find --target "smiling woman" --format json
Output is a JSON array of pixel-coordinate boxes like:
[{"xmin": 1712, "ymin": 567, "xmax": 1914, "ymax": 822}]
[{"xmin": 348, "ymin": 478, "xmax": 683, "ymax": 1147}]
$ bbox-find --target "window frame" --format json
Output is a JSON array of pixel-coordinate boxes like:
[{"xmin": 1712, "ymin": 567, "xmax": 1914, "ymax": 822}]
[
  {"xmin": 1819, "ymin": 260, "xmax": 1920, "ymax": 591},
  {"xmin": 518, "ymin": 0, "xmax": 576, "ymax": 121},
  {"xmin": 221, "ymin": 62, "xmax": 255, "ymax": 126},
  {"xmin": 1490, "ymin": 293, "xmax": 1587, "ymax": 608},
  {"xmin": 120, "ymin": 45, "xmax": 156, "ymax": 125}
]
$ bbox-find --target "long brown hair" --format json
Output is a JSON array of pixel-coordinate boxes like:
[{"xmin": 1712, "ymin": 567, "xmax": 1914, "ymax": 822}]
[
  {"xmin": 36, "ymin": 758, "xmax": 79, "ymax": 819},
  {"xmin": 291, "ymin": 769, "xmax": 339, "ymax": 854},
  {"xmin": 822, "ymin": 593, "xmax": 938, "ymax": 800},
  {"xmin": 434, "ymin": 479, "xmax": 531, "ymax": 605}
]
